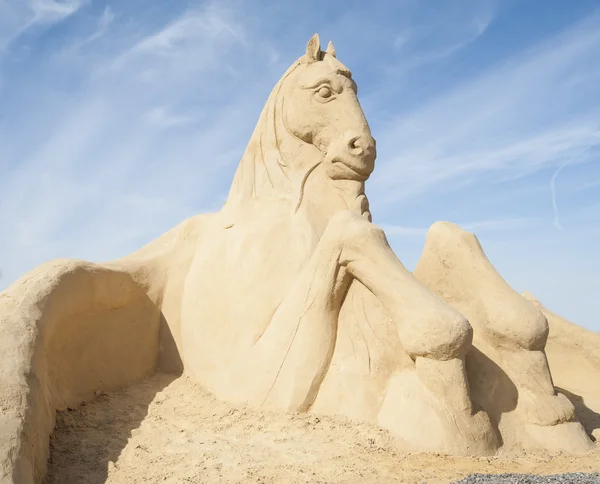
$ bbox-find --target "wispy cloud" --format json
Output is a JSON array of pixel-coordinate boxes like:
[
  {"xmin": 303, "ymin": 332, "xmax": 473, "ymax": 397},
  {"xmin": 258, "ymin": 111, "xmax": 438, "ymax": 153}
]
[
  {"xmin": 381, "ymin": 217, "xmax": 532, "ymax": 238},
  {"xmin": 374, "ymin": 123, "xmax": 600, "ymax": 206},
  {"xmin": 461, "ymin": 217, "xmax": 533, "ymax": 232},
  {"xmin": 390, "ymin": 0, "xmax": 496, "ymax": 68},
  {"xmin": 29, "ymin": 0, "xmax": 83, "ymax": 24},
  {"xmin": 0, "ymin": 0, "xmax": 273, "ymax": 285},
  {"xmin": 110, "ymin": 4, "xmax": 247, "ymax": 72},
  {"xmin": 576, "ymin": 178, "xmax": 600, "ymax": 191},
  {"xmin": 145, "ymin": 107, "xmax": 195, "ymax": 128},
  {"xmin": 63, "ymin": 5, "xmax": 114, "ymax": 53},
  {"xmin": 0, "ymin": 0, "xmax": 85, "ymax": 51},
  {"xmin": 1, "ymin": 0, "xmax": 599, "ymax": 331},
  {"xmin": 380, "ymin": 225, "xmax": 428, "ymax": 237},
  {"xmin": 371, "ymin": 12, "xmax": 600, "ymax": 205}
]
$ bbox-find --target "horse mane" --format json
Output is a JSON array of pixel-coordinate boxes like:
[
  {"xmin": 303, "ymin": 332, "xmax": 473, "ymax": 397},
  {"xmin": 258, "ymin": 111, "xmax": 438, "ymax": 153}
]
[{"xmin": 221, "ymin": 58, "xmax": 322, "ymax": 228}]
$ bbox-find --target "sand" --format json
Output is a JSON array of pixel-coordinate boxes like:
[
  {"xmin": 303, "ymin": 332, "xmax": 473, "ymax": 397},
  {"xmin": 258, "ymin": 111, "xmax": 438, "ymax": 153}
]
[{"xmin": 44, "ymin": 373, "xmax": 600, "ymax": 484}]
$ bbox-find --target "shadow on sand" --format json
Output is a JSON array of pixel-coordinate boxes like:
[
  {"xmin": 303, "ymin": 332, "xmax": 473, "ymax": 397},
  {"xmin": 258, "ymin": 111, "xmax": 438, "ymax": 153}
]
[
  {"xmin": 556, "ymin": 387, "xmax": 600, "ymax": 442},
  {"xmin": 44, "ymin": 372, "xmax": 178, "ymax": 484},
  {"xmin": 44, "ymin": 310, "xmax": 183, "ymax": 483},
  {"xmin": 466, "ymin": 346, "xmax": 519, "ymax": 447}
]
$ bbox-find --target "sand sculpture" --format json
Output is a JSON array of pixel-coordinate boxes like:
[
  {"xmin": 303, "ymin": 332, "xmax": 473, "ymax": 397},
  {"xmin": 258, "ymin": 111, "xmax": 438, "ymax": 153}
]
[{"xmin": 0, "ymin": 34, "xmax": 595, "ymax": 483}]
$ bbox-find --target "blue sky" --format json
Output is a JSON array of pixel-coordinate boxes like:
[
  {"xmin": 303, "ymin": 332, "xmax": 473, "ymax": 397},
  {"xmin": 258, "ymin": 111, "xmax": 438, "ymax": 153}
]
[{"xmin": 1, "ymin": 0, "xmax": 599, "ymax": 331}]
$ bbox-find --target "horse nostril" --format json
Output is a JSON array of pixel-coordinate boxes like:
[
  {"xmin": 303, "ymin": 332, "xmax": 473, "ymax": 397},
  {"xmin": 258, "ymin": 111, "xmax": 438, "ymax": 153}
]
[
  {"xmin": 347, "ymin": 135, "xmax": 376, "ymax": 159},
  {"xmin": 348, "ymin": 136, "xmax": 362, "ymax": 153}
]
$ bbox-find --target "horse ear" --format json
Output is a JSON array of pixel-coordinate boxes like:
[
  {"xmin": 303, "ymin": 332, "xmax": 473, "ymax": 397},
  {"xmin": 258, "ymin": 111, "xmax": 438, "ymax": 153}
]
[
  {"xmin": 326, "ymin": 41, "xmax": 336, "ymax": 58},
  {"xmin": 305, "ymin": 33, "xmax": 321, "ymax": 62}
]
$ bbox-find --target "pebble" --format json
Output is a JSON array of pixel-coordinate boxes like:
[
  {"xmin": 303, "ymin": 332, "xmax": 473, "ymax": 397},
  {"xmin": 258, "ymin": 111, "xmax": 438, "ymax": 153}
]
[{"xmin": 455, "ymin": 473, "xmax": 600, "ymax": 483}]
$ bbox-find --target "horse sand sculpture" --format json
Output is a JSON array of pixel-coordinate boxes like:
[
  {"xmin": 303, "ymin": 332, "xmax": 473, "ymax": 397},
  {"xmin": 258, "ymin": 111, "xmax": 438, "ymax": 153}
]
[{"xmin": 0, "ymin": 34, "xmax": 596, "ymax": 483}]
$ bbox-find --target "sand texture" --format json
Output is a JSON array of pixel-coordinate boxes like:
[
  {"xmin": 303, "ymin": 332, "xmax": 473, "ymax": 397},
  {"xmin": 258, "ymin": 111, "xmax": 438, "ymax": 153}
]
[{"xmin": 45, "ymin": 373, "xmax": 600, "ymax": 484}]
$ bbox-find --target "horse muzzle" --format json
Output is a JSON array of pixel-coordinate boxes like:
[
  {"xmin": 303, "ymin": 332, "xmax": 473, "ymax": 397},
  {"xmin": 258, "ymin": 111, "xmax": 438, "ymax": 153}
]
[{"xmin": 324, "ymin": 133, "xmax": 376, "ymax": 181}]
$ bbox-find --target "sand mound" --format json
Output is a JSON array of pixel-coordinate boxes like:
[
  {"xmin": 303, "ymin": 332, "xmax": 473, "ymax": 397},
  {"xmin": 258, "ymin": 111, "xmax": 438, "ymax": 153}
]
[
  {"xmin": 45, "ymin": 373, "xmax": 600, "ymax": 484},
  {"xmin": 525, "ymin": 293, "xmax": 600, "ymax": 443},
  {"xmin": 42, "ymin": 293, "xmax": 600, "ymax": 483}
]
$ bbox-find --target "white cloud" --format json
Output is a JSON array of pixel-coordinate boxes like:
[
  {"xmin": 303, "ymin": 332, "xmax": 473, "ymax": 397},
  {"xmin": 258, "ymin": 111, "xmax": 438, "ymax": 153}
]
[
  {"xmin": 381, "ymin": 217, "xmax": 532, "ymax": 238},
  {"xmin": 29, "ymin": 0, "xmax": 83, "ymax": 24},
  {"xmin": 0, "ymin": 0, "xmax": 84, "ymax": 51},
  {"xmin": 0, "ymin": 0, "xmax": 278, "ymax": 289},
  {"xmin": 145, "ymin": 107, "xmax": 195, "ymax": 128},
  {"xmin": 576, "ymin": 178, "xmax": 600, "ymax": 191},
  {"xmin": 461, "ymin": 217, "xmax": 533, "ymax": 232},
  {"xmin": 375, "ymin": 123, "xmax": 600, "ymax": 205},
  {"xmin": 380, "ymin": 225, "xmax": 428, "ymax": 237},
  {"xmin": 371, "ymin": 13, "xmax": 600, "ymax": 204},
  {"xmin": 64, "ymin": 5, "xmax": 114, "ymax": 52},
  {"xmin": 1, "ymin": 0, "xmax": 599, "ymax": 331},
  {"xmin": 387, "ymin": 0, "xmax": 496, "ymax": 72},
  {"xmin": 110, "ymin": 3, "xmax": 246, "ymax": 72}
]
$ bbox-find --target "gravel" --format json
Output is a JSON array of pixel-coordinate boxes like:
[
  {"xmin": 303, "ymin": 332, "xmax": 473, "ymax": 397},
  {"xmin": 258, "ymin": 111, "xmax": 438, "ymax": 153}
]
[{"xmin": 455, "ymin": 473, "xmax": 600, "ymax": 483}]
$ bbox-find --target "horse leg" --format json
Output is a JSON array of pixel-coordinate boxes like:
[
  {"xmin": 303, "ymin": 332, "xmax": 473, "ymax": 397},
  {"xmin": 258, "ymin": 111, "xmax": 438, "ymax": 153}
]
[
  {"xmin": 413, "ymin": 221, "xmax": 592, "ymax": 451},
  {"xmin": 224, "ymin": 212, "xmax": 465, "ymax": 409},
  {"xmin": 220, "ymin": 218, "xmax": 353, "ymax": 412},
  {"xmin": 331, "ymin": 213, "xmax": 497, "ymax": 454},
  {"xmin": 222, "ymin": 212, "xmax": 495, "ymax": 453}
]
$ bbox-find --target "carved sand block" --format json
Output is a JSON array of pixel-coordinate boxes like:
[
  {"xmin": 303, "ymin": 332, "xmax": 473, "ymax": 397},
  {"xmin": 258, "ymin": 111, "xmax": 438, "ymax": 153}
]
[
  {"xmin": 0, "ymin": 34, "xmax": 594, "ymax": 484},
  {"xmin": 414, "ymin": 222, "xmax": 592, "ymax": 451}
]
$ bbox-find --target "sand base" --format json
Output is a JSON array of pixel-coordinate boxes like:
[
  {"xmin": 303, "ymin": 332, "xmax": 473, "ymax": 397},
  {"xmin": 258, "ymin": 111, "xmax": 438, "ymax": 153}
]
[{"xmin": 44, "ymin": 373, "xmax": 600, "ymax": 484}]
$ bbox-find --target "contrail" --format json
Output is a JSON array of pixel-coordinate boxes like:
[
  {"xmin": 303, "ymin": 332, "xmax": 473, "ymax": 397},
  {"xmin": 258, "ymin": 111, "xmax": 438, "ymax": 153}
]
[{"xmin": 550, "ymin": 147, "xmax": 590, "ymax": 230}]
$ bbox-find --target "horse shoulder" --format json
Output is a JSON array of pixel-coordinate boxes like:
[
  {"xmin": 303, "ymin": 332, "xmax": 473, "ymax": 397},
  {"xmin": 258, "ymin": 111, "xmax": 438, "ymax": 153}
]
[
  {"xmin": 182, "ymin": 205, "xmax": 313, "ymax": 354},
  {"xmin": 105, "ymin": 213, "xmax": 216, "ymax": 301}
]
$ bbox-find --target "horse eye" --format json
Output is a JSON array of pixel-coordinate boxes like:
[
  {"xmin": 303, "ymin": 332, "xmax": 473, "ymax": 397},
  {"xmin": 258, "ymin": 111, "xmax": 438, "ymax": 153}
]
[{"xmin": 317, "ymin": 86, "xmax": 332, "ymax": 99}]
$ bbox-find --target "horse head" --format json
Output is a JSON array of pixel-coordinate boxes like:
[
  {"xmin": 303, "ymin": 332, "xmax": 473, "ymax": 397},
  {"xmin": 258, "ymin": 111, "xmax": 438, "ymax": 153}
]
[{"xmin": 224, "ymin": 34, "xmax": 376, "ymax": 225}]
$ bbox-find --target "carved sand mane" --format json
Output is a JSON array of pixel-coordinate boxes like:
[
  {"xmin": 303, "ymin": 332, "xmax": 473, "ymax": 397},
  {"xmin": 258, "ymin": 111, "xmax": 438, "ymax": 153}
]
[{"xmin": 1, "ymin": 34, "xmax": 598, "ymax": 484}]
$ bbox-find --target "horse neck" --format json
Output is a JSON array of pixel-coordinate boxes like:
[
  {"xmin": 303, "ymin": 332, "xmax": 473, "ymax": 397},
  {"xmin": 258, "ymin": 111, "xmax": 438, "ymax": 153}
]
[{"xmin": 298, "ymin": 166, "xmax": 369, "ymax": 235}]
